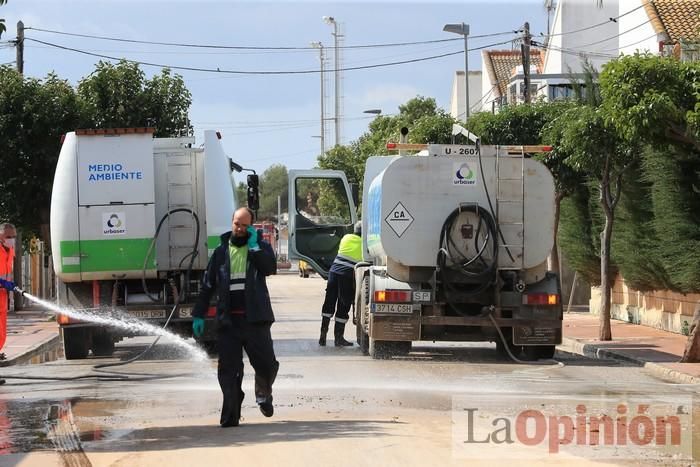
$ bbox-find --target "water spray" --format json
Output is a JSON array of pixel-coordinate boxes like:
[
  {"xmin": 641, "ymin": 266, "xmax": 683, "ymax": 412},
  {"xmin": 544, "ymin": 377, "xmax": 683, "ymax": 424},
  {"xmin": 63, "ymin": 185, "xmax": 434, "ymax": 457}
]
[{"xmin": 0, "ymin": 284, "xmax": 212, "ymax": 384}]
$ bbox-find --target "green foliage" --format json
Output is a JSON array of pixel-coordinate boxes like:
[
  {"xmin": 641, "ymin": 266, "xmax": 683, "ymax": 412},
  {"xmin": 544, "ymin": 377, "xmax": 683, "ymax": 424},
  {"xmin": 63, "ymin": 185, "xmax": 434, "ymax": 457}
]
[
  {"xmin": 235, "ymin": 182, "xmax": 247, "ymax": 210},
  {"xmin": 610, "ymin": 156, "xmax": 671, "ymax": 291},
  {"xmin": 257, "ymin": 164, "xmax": 288, "ymax": 221},
  {"xmin": 467, "ymin": 101, "xmax": 572, "ymax": 145},
  {"xmin": 78, "ymin": 60, "xmax": 192, "ymax": 137},
  {"xmin": 0, "ymin": 67, "xmax": 83, "ymax": 234},
  {"xmin": 645, "ymin": 144, "xmax": 700, "ymax": 293},
  {"xmin": 558, "ymin": 182, "xmax": 601, "ymax": 285},
  {"xmin": 601, "ymin": 54, "xmax": 699, "ymax": 150},
  {"xmin": 0, "ymin": 0, "xmax": 6, "ymax": 39},
  {"xmin": 317, "ymin": 96, "xmax": 455, "ymax": 205}
]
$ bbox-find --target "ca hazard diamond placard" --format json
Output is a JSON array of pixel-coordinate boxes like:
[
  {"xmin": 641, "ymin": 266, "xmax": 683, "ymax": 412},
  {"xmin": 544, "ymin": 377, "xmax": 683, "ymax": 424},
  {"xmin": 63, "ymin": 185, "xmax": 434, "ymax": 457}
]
[{"xmin": 385, "ymin": 202, "xmax": 414, "ymax": 237}]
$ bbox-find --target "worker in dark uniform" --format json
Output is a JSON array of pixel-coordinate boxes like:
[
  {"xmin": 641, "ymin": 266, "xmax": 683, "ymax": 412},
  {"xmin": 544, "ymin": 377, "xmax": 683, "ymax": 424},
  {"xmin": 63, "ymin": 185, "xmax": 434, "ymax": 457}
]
[
  {"xmin": 192, "ymin": 207, "xmax": 279, "ymax": 427},
  {"xmin": 319, "ymin": 221, "xmax": 362, "ymax": 347}
]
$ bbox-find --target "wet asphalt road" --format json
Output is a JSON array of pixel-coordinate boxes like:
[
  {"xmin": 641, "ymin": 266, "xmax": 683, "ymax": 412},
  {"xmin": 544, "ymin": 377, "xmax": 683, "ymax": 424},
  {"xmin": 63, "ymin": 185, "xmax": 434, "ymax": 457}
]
[{"xmin": 1, "ymin": 273, "xmax": 699, "ymax": 466}]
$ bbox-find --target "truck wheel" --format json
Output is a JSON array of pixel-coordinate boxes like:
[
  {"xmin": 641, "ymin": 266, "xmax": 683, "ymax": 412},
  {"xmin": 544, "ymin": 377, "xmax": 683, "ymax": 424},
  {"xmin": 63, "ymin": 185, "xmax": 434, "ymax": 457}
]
[
  {"xmin": 537, "ymin": 345, "xmax": 556, "ymax": 359},
  {"xmin": 495, "ymin": 328, "xmax": 520, "ymax": 359},
  {"xmin": 523, "ymin": 345, "xmax": 556, "ymax": 360},
  {"xmin": 91, "ymin": 331, "xmax": 115, "ymax": 357},
  {"xmin": 369, "ymin": 340, "xmax": 411, "ymax": 359},
  {"xmin": 62, "ymin": 328, "xmax": 89, "ymax": 360},
  {"xmin": 356, "ymin": 324, "xmax": 369, "ymax": 355}
]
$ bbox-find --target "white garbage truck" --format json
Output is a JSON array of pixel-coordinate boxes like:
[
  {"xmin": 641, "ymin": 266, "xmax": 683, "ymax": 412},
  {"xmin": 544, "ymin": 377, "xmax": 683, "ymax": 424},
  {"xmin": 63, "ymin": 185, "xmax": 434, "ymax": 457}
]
[
  {"xmin": 288, "ymin": 138, "xmax": 562, "ymax": 359},
  {"xmin": 50, "ymin": 128, "xmax": 255, "ymax": 359}
]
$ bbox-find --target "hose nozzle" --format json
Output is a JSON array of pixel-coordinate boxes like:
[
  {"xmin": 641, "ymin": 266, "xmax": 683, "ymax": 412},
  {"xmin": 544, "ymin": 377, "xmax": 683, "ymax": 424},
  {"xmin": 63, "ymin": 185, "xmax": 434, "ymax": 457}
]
[{"xmin": 13, "ymin": 286, "xmax": 26, "ymax": 296}]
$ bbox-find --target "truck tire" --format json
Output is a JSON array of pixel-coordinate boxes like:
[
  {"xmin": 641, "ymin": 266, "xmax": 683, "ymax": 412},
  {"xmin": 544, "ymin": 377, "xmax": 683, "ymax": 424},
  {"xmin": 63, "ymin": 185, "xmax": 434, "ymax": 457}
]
[
  {"xmin": 537, "ymin": 345, "xmax": 556, "ymax": 359},
  {"xmin": 91, "ymin": 331, "xmax": 115, "ymax": 357},
  {"xmin": 63, "ymin": 328, "xmax": 89, "ymax": 360},
  {"xmin": 522, "ymin": 345, "xmax": 556, "ymax": 361},
  {"xmin": 356, "ymin": 322, "xmax": 369, "ymax": 355},
  {"xmin": 357, "ymin": 276, "xmax": 370, "ymax": 355},
  {"xmin": 495, "ymin": 328, "xmax": 521, "ymax": 359},
  {"xmin": 369, "ymin": 339, "xmax": 411, "ymax": 359}
]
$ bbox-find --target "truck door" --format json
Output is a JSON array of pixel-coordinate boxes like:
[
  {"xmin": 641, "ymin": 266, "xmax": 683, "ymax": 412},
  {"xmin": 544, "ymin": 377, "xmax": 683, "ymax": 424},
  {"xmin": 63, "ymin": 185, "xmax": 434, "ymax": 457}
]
[{"xmin": 288, "ymin": 170, "xmax": 357, "ymax": 279}]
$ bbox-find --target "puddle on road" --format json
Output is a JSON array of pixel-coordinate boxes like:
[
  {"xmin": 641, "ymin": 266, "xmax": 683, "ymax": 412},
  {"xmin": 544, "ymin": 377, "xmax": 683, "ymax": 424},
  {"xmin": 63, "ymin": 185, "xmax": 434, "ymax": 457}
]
[{"xmin": 0, "ymin": 397, "xmax": 135, "ymax": 454}]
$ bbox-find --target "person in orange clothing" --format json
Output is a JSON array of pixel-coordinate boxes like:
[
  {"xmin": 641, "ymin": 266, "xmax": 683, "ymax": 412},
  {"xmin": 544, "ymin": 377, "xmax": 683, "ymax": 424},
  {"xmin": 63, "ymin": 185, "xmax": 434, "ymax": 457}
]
[{"xmin": 0, "ymin": 223, "xmax": 17, "ymax": 373}]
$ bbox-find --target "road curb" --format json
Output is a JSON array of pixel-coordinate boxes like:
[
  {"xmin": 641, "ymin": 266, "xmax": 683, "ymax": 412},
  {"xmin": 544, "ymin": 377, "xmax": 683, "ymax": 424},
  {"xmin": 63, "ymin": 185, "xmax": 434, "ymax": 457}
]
[
  {"xmin": 560, "ymin": 337, "xmax": 700, "ymax": 385},
  {"xmin": 0, "ymin": 334, "xmax": 62, "ymax": 367}
]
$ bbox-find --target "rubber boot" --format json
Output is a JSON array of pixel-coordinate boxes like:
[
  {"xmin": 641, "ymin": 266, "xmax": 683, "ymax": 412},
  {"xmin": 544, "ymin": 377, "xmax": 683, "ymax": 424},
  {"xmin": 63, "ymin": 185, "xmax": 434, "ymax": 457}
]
[
  {"xmin": 334, "ymin": 322, "xmax": 353, "ymax": 347},
  {"xmin": 319, "ymin": 317, "xmax": 330, "ymax": 346}
]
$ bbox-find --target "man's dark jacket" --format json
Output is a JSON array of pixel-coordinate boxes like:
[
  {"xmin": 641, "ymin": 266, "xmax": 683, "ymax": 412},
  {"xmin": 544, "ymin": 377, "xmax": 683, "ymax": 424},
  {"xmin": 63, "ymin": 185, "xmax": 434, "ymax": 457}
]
[{"xmin": 193, "ymin": 231, "xmax": 276, "ymax": 323}]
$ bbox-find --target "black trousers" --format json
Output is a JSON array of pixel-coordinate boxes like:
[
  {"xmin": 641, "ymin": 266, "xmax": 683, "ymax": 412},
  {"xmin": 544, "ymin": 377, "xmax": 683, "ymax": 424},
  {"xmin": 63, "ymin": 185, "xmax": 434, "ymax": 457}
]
[
  {"xmin": 321, "ymin": 271, "xmax": 355, "ymax": 324},
  {"xmin": 216, "ymin": 315, "xmax": 279, "ymax": 425}
]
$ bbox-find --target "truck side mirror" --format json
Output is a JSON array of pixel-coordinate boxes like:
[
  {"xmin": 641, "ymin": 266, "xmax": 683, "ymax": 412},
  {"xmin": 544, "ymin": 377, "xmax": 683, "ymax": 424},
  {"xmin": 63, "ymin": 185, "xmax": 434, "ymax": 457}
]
[{"xmin": 247, "ymin": 174, "xmax": 260, "ymax": 211}]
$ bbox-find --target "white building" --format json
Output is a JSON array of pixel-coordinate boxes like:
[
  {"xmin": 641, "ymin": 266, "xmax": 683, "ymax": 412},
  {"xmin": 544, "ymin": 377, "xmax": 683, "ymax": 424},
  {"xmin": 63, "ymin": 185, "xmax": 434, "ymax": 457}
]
[
  {"xmin": 458, "ymin": 0, "xmax": 699, "ymax": 115},
  {"xmin": 448, "ymin": 70, "xmax": 483, "ymax": 122},
  {"xmin": 619, "ymin": 0, "xmax": 700, "ymax": 60},
  {"xmin": 479, "ymin": 49, "xmax": 544, "ymax": 111}
]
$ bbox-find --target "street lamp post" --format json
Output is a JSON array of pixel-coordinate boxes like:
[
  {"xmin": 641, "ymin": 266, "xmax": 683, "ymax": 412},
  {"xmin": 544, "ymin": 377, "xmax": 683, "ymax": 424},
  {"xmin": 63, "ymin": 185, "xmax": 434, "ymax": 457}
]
[
  {"xmin": 443, "ymin": 22, "xmax": 470, "ymax": 121},
  {"xmin": 323, "ymin": 16, "xmax": 341, "ymax": 146},
  {"xmin": 310, "ymin": 41, "xmax": 326, "ymax": 156}
]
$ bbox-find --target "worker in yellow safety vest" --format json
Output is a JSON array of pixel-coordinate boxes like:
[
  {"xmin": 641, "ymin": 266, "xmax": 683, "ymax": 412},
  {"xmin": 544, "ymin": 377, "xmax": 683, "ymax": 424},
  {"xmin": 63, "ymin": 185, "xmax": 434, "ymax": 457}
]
[{"xmin": 319, "ymin": 222, "xmax": 362, "ymax": 347}]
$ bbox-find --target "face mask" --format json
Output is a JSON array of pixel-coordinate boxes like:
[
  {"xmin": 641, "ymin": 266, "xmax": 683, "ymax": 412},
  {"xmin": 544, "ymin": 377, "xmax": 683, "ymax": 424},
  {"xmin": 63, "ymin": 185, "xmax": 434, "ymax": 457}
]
[{"xmin": 2, "ymin": 238, "xmax": 15, "ymax": 249}]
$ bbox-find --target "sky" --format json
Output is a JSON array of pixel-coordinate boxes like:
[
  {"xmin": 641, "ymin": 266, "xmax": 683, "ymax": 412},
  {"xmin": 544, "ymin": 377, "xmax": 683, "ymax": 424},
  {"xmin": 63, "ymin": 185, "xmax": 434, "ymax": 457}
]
[{"xmin": 0, "ymin": 0, "xmax": 549, "ymax": 175}]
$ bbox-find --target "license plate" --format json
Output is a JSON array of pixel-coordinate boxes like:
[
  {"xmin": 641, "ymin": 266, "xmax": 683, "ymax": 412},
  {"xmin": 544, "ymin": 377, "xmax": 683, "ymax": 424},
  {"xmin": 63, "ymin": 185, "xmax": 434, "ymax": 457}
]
[
  {"xmin": 412, "ymin": 291, "xmax": 431, "ymax": 302},
  {"xmin": 178, "ymin": 307, "xmax": 192, "ymax": 318},
  {"xmin": 373, "ymin": 303, "xmax": 413, "ymax": 314},
  {"xmin": 128, "ymin": 310, "xmax": 167, "ymax": 319}
]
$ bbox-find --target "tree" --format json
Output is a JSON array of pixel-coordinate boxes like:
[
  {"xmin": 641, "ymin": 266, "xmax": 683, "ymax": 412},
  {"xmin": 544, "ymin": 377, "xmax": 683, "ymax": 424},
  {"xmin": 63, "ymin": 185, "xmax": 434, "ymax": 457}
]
[
  {"xmin": 258, "ymin": 164, "xmax": 288, "ymax": 221},
  {"xmin": 549, "ymin": 104, "xmax": 635, "ymax": 340},
  {"xmin": 601, "ymin": 54, "xmax": 700, "ymax": 359},
  {"xmin": 0, "ymin": 0, "xmax": 7, "ymax": 39},
  {"xmin": 0, "ymin": 67, "xmax": 83, "ymax": 238},
  {"xmin": 318, "ymin": 96, "xmax": 455, "ymax": 194},
  {"xmin": 78, "ymin": 60, "xmax": 192, "ymax": 137}
]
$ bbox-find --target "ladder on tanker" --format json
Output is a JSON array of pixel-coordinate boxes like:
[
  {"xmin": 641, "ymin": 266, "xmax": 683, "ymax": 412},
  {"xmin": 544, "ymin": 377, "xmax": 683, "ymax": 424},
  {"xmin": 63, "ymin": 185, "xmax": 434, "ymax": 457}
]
[
  {"xmin": 165, "ymin": 152, "xmax": 198, "ymax": 270},
  {"xmin": 494, "ymin": 146, "xmax": 526, "ymax": 271}
]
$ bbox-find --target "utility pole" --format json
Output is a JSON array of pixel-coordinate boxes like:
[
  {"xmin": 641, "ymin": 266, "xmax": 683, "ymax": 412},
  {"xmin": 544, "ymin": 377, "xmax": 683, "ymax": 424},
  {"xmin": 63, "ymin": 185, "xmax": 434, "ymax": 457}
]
[
  {"xmin": 310, "ymin": 42, "xmax": 326, "ymax": 156},
  {"xmin": 16, "ymin": 20, "xmax": 24, "ymax": 75},
  {"xmin": 323, "ymin": 16, "xmax": 342, "ymax": 146},
  {"xmin": 522, "ymin": 21, "xmax": 531, "ymax": 104}
]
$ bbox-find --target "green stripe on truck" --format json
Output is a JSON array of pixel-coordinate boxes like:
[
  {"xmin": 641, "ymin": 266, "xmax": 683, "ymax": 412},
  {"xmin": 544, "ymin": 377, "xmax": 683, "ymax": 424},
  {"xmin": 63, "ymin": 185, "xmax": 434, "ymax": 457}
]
[{"xmin": 60, "ymin": 239, "xmax": 156, "ymax": 273}]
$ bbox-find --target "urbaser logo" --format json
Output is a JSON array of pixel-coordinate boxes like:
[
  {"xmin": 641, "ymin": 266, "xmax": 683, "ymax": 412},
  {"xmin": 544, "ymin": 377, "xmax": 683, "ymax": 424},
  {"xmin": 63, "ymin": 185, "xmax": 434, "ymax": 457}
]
[
  {"xmin": 103, "ymin": 212, "xmax": 126, "ymax": 236},
  {"xmin": 453, "ymin": 162, "xmax": 476, "ymax": 186}
]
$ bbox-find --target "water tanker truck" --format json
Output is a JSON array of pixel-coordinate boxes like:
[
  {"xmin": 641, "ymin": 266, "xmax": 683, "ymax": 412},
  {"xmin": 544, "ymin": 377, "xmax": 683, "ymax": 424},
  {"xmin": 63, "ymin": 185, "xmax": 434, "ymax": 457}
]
[
  {"xmin": 50, "ymin": 128, "xmax": 255, "ymax": 359},
  {"xmin": 288, "ymin": 136, "xmax": 562, "ymax": 359}
]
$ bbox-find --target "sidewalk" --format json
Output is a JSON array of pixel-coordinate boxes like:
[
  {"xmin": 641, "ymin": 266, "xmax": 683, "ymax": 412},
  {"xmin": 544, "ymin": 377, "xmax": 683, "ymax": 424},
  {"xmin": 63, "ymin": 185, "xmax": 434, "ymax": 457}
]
[
  {"xmin": 561, "ymin": 310, "xmax": 700, "ymax": 384},
  {"xmin": 0, "ymin": 310, "xmax": 62, "ymax": 367}
]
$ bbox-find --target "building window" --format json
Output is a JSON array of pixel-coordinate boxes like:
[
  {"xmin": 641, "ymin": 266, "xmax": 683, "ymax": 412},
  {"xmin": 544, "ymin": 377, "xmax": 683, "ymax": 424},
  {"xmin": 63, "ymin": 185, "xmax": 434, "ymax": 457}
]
[{"xmin": 549, "ymin": 84, "xmax": 574, "ymax": 101}]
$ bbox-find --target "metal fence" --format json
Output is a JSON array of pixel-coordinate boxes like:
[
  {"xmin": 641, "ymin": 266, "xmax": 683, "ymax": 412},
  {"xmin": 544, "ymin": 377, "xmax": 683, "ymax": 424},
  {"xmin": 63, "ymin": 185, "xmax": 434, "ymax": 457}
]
[{"xmin": 12, "ymin": 238, "xmax": 56, "ymax": 310}]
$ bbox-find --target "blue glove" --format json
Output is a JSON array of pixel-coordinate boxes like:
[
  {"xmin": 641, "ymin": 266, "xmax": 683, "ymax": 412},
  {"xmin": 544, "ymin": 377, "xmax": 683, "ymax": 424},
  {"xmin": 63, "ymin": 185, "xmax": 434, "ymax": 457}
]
[
  {"xmin": 246, "ymin": 226, "xmax": 259, "ymax": 250},
  {"xmin": 0, "ymin": 279, "xmax": 15, "ymax": 291},
  {"xmin": 192, "ymin": 317, "xmax": 205, "ymax": 338}
]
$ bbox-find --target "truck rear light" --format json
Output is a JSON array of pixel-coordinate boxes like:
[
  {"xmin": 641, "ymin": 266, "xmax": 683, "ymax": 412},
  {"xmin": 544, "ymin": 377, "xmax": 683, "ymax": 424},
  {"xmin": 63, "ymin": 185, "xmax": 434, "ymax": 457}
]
[
  {"xmin": 523, "ymin": 293, "xmax": 559, "ymax": 306},
  {"xmin": 206, "ymin": 306, "xmax": 216, "ymax": 317},
  {"xmin": 374, "ymin": 289, "xmax": 411, "ymax": 303},
  {"xmin": 57, "ymin": 314, "xmax": 71, "ymax": 325}
]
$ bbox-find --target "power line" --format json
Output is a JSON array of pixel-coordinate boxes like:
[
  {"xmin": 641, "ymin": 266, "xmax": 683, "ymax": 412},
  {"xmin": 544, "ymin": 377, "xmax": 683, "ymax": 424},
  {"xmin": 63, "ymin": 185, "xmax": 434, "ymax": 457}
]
[
  {"xmin": 539, "ymin": 2, "xmax": 648, "ymax": 39},
  {"xmin": 24, "ymin": 37, "xmax": 517, "ymax": 75},
  {"xmin": 532, "ymin": 19, "xmax": 653, "ymax": 58},
  {"xmin": 26, "ymin": 26, "xmax": 519, "ymax": 51}
]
